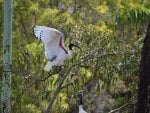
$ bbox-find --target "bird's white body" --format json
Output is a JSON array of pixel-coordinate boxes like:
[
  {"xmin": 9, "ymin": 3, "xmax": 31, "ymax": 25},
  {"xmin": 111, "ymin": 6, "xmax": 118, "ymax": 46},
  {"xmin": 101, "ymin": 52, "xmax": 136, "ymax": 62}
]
[
  {"xmin": 34, "ymin": 26, "xmax": 72, "ymax": 71},
  {"xmin": 79, "ymin": 105, "xmax": 87, "ymax": 113}
]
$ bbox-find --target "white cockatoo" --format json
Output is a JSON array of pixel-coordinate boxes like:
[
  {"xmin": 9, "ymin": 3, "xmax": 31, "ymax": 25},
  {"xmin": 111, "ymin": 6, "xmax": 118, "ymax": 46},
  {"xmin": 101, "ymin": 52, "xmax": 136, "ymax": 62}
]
[{"xmin": 34, "ymin": 26, "xmax": 80, "ymax": 71}]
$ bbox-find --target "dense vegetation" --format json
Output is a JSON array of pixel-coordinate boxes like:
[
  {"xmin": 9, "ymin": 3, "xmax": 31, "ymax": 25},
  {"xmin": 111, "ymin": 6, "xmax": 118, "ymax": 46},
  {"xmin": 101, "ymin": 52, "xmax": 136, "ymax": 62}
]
[{"xmin": 0, "ymin": 0, "xmax": 150, "ymax": 113}]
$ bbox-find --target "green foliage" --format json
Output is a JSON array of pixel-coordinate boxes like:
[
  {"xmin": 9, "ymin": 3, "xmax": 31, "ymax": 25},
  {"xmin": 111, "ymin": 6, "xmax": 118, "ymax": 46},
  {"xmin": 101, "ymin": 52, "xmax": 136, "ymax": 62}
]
[{"xmin": 0, "ymin": 0, "xmax": 150, "ymax": 112}]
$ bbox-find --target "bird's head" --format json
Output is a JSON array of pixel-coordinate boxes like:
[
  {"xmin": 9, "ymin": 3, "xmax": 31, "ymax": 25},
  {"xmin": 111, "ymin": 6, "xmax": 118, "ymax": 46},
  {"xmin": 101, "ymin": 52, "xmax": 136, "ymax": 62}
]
[{"xmin": 78, "ymin": 93, "xmax": 83, "ymax": 105}]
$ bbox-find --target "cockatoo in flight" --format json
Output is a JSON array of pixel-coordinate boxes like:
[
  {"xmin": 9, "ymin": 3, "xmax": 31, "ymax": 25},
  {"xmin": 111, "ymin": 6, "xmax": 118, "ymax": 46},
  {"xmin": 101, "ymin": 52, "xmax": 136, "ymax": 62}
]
[{"xmin": 34, "ymin": 26, "xmax": 81, "ymax": 71}]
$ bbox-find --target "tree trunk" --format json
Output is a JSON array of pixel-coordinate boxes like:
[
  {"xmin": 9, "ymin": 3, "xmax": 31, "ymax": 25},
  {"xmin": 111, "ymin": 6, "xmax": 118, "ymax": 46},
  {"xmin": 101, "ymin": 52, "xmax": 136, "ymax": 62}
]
[
  {"xmin": 135, "ymin": 20, "xmax": 150, "ymax": 113},
  {"xmin": 1, "ymin": 0, "xmax": 12, "ymax": 113}
]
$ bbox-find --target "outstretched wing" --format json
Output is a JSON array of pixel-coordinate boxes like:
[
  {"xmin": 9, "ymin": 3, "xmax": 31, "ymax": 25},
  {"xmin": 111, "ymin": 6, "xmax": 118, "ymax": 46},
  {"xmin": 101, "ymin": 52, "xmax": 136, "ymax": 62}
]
[
  {"xmin": 34, "ymin": 26, "xmax": 64, "ymax": 46},
  {"xmin": 34, "ymin": 25, "xmax": 67, "ymax": 60}
]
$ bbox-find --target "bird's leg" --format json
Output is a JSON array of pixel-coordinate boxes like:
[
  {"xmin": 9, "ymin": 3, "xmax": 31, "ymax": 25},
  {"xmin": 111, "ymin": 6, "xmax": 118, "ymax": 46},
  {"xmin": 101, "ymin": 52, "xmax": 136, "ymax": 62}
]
[
  {"xmin": 44, "ymin": 61, "xmax": 52, "ymax": 71},
  {"xmin": 44, "ymin": 58, "xmax": 62, "ymax": 71},
  {"xmin": 57, "ymin": 60, "xmax": 64, "ymax": 66}
]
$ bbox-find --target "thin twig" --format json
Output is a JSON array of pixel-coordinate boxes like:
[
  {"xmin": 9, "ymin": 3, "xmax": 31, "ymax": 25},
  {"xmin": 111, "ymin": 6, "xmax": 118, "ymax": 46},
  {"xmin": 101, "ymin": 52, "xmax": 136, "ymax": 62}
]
[
  {"xmin": 61, "ymin": 82, "xmax": 73, "ymax": 89},
  {"xmin": 108, "ymin": 101, "xmax": 136, "ymax": 113}
]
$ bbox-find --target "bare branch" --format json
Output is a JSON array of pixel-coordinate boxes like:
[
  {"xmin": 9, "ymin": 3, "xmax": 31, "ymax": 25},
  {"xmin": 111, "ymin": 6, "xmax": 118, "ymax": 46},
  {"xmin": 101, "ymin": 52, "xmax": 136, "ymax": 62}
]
[
  {"xmin": 108, "ymin": 101, "xmax": 136, "ymax": 113},
  {"xmin": 61, "ymin": 82, "xmax": 73, "ymax": 89},
  {"xmin": 44, "ymin": 72, "xmax": 66, "ymax": 113}
]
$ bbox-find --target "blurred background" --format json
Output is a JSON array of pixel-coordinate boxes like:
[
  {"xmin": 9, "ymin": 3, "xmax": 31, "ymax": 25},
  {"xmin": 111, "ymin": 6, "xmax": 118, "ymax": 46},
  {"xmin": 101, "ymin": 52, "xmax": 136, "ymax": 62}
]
[{"xmin": 0, "ymin": 0, "xmax": 150, "ymax": 113}]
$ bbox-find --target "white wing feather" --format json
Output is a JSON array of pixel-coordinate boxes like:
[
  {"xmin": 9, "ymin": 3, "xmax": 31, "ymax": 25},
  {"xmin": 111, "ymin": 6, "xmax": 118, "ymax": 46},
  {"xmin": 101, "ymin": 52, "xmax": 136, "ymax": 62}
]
[
  {"xmin": 34, "ymin": 26, "xmax": 63, "ymax": 45},
  {"xmin": 34, "ymin": 26, "xmax": 65, "ymax": 59},
  {"xmin": 34, "ymin": 26, "xmax": 68, "ymax": 71}
]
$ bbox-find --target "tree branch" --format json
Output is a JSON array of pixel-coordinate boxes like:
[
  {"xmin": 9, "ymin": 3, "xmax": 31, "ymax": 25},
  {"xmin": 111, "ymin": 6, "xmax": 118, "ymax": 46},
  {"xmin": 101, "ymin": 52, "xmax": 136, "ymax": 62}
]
[
  {"xmin": 44, "ymin": 72, "xmax": 67, "ymax": 113},
  {"xmin": 108, "ymin": 101, "xmax": 136, "ymax": 113}
]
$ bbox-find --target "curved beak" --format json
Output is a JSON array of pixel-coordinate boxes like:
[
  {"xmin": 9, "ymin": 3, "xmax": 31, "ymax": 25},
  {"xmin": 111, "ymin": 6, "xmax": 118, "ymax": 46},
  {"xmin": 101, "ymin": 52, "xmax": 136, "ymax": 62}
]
[{"xmin": 69, "ymin": 43, "xmax": 82, "ymax": 51}]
